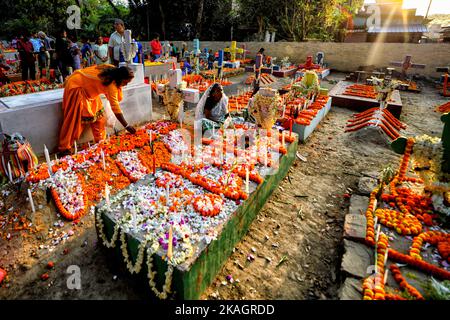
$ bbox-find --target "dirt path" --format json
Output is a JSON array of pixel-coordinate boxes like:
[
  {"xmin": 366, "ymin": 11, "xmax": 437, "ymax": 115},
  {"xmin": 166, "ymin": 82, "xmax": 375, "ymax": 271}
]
[{"xmin": 0, "ymin": 74, "xmax": 446, "ymax": 300}]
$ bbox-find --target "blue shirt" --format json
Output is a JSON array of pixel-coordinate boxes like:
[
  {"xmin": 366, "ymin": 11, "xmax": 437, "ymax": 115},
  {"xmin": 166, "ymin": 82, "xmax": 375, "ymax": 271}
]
[
  {"xmin": 133, "ymin": 42, "xmax": 143, "ymax": 63},
  {"xmin": 29, "ymin": 38, "xmax": 42, "ymax": 53},
  {"xmin": 81, "ymin": 43, "xmax": 92, "ymax": 59}
]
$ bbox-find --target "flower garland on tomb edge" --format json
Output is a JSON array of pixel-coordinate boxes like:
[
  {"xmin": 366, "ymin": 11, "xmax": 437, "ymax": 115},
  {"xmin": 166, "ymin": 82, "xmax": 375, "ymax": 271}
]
[{"xmin": 95, "ymin": 207, "xmax": 174, "ymax": 299}]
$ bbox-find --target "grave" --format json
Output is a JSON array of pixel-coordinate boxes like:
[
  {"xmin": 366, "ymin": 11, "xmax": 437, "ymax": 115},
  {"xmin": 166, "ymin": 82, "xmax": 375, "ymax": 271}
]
[
  {"xmin": 329, "ymin": 81, "xmax": 403, "ymax": 119},
  {"xmin": 96, "ymin": 132, "xmax": 299, "ymax": 299},
  {"xmin": 0, "ymin": 64, "xmax": 152, "ymax": 155},
  {"xmin": 291, "ymin": 96, "xmax": 332, "ymax": 142}
]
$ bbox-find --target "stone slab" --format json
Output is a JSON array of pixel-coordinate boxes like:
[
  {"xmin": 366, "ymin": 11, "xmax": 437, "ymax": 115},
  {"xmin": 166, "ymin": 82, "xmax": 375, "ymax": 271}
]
[
  {"xmin": 339, "ymin": 277, "xmax": 363, "ymax": 300},
  {"xmin": 357, "ymin": 177, "xmax": 378, "ymax": 196},
  {"xmin": 344, "ymin": 214, "xmax": 367, "ymax": 241},
  {"xmin": 349, "ymin": 195, "xmax": 369, "ymax": 216},
  {"xmin": 341, "ymin": 239, "xmax": 374, "ymax": 279}
]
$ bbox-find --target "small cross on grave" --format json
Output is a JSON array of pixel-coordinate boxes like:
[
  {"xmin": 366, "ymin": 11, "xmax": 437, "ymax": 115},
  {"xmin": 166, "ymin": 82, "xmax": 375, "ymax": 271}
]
[
  {"xmin": 224, "ymin": 41, "xmax": 244, "ymax": 62},
  {"xmin": 389, "ymin": 55, "xmax": 426, "ymax": 79}
]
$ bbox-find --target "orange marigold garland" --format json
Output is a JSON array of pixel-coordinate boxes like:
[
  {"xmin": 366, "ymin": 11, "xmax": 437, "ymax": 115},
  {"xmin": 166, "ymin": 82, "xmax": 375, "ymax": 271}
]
[
  {"xmin": 410, "ymin": 231, "xmax": 450, "ymax": 262},
  {"xmin": 389, "ymin": 264, "xmax": 424, "ymax": 300}
]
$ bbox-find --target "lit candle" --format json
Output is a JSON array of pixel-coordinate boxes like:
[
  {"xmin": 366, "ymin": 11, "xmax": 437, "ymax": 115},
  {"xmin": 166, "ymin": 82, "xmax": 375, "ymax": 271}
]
[
  {"xmin": 245, "ymin": 167, "xmax": 250, "ymax": 194},
  {"xmin": 7, "ymin": 162, "xmax": 13, "ymax": 183},
  {"xmin": 44, "ymin": 144, "xmax": 53, "ymax": 175},
  {"xmin": 167, "ymin": 225, "xmax": 173, "ymax": 260},
  {"xmin": 74, "ymin": 141, "xmax": 78, "ymax": 155},
  {"xmin": 27, "ymin": 189, "xmax": 35, "ymax": 213},
  {"xmin": 101, "ymin": 150, "xmax": 106, "ymax": 170}
]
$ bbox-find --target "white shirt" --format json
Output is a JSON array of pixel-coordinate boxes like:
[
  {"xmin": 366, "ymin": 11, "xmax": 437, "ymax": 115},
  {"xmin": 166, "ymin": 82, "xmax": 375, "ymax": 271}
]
[
  {"xmin": 93, "ymin": 44, "xmax": 109, "ymax": 65},
  {"xmin": 108, "ymin": 31, "xmax": 123, "ymax": 61}
]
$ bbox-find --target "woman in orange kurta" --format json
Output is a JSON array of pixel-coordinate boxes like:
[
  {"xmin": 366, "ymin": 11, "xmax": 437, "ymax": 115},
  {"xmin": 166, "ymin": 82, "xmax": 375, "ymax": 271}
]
[{"xmin": 58, "ymin": 64, "xmax": 136, "ymax": 155}]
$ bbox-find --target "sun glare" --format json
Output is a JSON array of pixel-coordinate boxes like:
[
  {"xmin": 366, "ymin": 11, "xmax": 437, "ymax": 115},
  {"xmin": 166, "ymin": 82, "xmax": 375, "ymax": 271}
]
[{"xmin": 365, "ymin": 0, "xmax": 450, "ymax": 15}]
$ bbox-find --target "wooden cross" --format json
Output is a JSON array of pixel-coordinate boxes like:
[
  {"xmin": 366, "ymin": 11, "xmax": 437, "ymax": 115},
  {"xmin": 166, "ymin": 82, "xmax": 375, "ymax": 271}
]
[
  {"xmin": 390, "ymin": 55, "xmax": 426, "ymax": 79},
  {"xmin": 224, "ymin": 41, "xmax": 244, "ymax": 62}
]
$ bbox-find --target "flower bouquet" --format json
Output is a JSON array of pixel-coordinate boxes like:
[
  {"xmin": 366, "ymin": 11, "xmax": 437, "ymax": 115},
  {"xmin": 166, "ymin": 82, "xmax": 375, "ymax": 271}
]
[
  {"xmin": 251, "ymin": 88, "xmax": 282, "ymax": 130},
  {"xmin": 370, "ymin": 77, "xmax": 401, "ymax": 109},
  {"xmin": 161, "ymin": 87, "xmax": 184, "ymax": 121}
]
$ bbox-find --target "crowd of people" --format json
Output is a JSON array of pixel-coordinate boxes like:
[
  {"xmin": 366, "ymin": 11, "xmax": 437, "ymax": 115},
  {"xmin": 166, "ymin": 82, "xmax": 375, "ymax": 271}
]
[{"xmin": 0, "ymin": 18, "xmax": 236, "ymax": 85}]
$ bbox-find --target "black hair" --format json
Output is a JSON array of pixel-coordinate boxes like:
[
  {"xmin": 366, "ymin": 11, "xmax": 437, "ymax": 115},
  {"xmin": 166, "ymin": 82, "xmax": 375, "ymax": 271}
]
[
  {"xmin": 153, "ymin": 33, "xmax": 160, "ymax": 39},
  {"xmin": 259, "ymin": 48, "xmax": 265, "ymax": 53},
  {"xmin": 99, "ymin": 66, "xmax": 134, "ymax": 87}
]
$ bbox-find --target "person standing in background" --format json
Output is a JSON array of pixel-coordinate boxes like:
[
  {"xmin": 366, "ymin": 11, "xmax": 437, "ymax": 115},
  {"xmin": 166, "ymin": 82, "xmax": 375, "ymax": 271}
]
[
  {"xmin": 108, "ymin": 19, "xmax": 126, "ymax": 66},
  {"xmin": 150, "ymin": 33, "xmax": 162, "ymax": 61},
  {"xmin": 133, "ymin": 36, "xmax": 144, "ymax": 64},
  {"xmin": 17, "ymin": 33, "xmax": 36, "ymax": 80},
  {"xmin": 55, "ymin": 30, "xmax": 70, "ymax": 79},
  {"xmin": 68, "ymin": 34, "xmax": 81, "ymax": 72},
  {"xmin": 38, "ymin": 31, "xmax": 54, "ymax": 70},
  {"xmin": 81, "ymin": 36, "xmax": 93, "ymax": 68},
  {"xmin": 93, "ymin": 36, "xmax": 109, "ymax": 65},
  {"xmin": 208, "ymin": 50, "xmax": 215, "ymax": 70}
]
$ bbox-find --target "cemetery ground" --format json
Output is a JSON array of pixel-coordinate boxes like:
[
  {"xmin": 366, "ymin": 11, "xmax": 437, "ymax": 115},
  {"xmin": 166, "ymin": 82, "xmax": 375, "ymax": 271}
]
[{"xmin": 0, "ymin": 73, "xmax": 446, "ymax": 300}]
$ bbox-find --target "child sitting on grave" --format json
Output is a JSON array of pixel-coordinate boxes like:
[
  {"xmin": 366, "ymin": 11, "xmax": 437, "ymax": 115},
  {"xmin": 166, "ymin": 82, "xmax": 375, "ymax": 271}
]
[{"xmin": 195, "ymin": 83, "xmax": 231, "ymax": 132}]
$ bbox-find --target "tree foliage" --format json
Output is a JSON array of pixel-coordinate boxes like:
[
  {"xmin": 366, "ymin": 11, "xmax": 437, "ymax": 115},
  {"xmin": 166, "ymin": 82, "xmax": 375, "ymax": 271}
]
[
  {"xmin": 0, "ymin": 0, "xmax": 364, "ymax": 41},
  {"xmin": 0, "ymin": 0, "xmax": 129, "ymax": 39}
]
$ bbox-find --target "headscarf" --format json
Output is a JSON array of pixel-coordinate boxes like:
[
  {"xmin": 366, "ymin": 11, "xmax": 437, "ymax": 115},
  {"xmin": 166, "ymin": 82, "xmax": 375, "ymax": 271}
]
[{"xmin": 195, "ymin": 83, "xmax": 228, "ymax": 121}]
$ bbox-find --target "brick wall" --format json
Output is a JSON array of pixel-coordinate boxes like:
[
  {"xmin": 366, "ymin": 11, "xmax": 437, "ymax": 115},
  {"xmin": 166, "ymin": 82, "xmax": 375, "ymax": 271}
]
[{"xmin": 142, "ymin": 41, "xmax": 450, "ymax": 78}]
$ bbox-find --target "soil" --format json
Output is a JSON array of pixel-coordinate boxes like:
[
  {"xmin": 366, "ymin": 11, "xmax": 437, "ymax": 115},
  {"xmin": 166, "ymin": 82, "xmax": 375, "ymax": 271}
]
[{"xmin": 0, "ymin": 72, "xmax": 447, "ymax": 300}]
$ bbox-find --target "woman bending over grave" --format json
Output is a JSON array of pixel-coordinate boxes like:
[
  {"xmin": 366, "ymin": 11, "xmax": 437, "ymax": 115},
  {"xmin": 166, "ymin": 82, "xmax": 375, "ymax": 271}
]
[
  {"xmin": 195, "ymin": 83, "xmax": 231, "ymax": 132},
  {"xmin": 57, "ymin": 64, "xmax": 136, "ymax": 156}
]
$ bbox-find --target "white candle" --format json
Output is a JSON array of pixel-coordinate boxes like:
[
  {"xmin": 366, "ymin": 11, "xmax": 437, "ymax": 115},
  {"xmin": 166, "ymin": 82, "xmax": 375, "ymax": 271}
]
[
  {"xmin": 282, "ymin": 131, "xmax": 285, "ymax": 147},
  {"xmin": 27, "ymin": 189, "xmax": 35, "ymax": 213},
  {"xmin": 384, "ymin": 249, "xmax": 389, "ymax": 266},
  {"xmin": 282, "ymin": 104, "xmax": 286, "ymax": 118},
  {"xmin": 7, "ymin": 162, "xmax": 13, "ymax": 182},
  {"xmin": 55, "ymin": 154, "xmax": 58, "ymax": 161},
  {"xmin": 44, "ymin": 144, "xmax": 53, "ymax": 175},
  {"xmin": 74, "ymin": 141, "xmax": 78, "ymax": 155},
  {"xmin": 383, "ymin": 269, "xmax": 389, "ymax": 284},
  {"xmin": 376, "ymin": 225, "xmax": 381, "ymax": 243},
  {"xmin": 101, "ymin": 150, "xmax": 106, "ymax": 170},
  {"xmin": 105, "ymin": 185, "xmax": 110, "ymax": 209},
  {"xmin": 245, "ymin": 167, "xmax": 250, "ymax": 194},
  {"xmin": 167, "ymin": 225, "xmax": 173, "ymax": 260},
  {"xmin": 166, "ymin": 186, "xmax": 170, "ymax": 202},
  {"xmin": 180, "ymin": 119, "xmax": 183, "ymax": 129}
]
